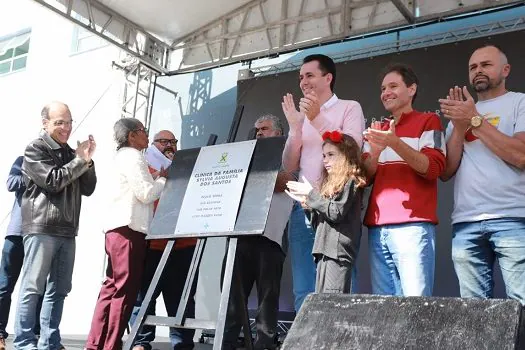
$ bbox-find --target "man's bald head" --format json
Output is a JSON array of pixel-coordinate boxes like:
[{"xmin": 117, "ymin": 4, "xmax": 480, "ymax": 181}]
[
  {"xmin": 41, "ymin": 101, "xmax": 71, "ymax": 120},
  {"xmin": 468, "ymin": 44, "xmax": 510, "ymax": 95},
  {"xmin": 471, "ymin": 45, "xmax": 508, "ymax": 65},
  {"xmin": 153, "ymin": 129, "xmax": 178, "ymax": 154},
  {"xmin": 41, "ymin": 101, "xmax": 73, "ymax": 144},
  {"xmin": 154, "ymin": 130, "xmax": 175, "ymax": 141}
]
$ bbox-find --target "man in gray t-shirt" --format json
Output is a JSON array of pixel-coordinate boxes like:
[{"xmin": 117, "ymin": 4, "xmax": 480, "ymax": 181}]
[{"xmin": 439, "ymin": 44, "xmax": 525, "ymax": 305}]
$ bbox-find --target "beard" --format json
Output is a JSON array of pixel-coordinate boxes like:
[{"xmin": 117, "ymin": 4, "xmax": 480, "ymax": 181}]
[
  {"xmin": 162, "ymin": 146, "xmax": 175, "ymax": 154},
  {"xmin": 162, "ymin": 146, "xmax": 175, "ymax": 160},
  {"xmin": 163, "ymin": 149, "xmax": 174, "ymax": 160},
  {"xmin": 471, "ymin": 74, "xmax": 504, "ymax": 93}
]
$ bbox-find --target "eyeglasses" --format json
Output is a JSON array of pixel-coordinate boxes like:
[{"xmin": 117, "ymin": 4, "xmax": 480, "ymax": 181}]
[
  {"xmin": 154, "ymin": 138, "xmax": 178, "ymax": 146},
  {"xmin": 52, "ymin": 120, "xmax": 75, "ymax": 127},
  {"xmin": 134, "ymin": 128, "xmax": 148, "ymax": 134}
]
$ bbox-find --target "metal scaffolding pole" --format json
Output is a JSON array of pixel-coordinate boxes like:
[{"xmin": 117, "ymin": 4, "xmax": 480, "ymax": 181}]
[
  {"xmin": 250, "ymin": 14, "xmax": 525, "ymax": 77},
  {"xmin": 114, "ymin": 57, "xmax": 157, "ymax": 125}
]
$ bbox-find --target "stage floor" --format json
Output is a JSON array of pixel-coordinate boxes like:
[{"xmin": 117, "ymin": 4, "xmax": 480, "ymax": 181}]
[{"xmin": 4, "ymin": 335, "xmax": 214, "ymax": 349}]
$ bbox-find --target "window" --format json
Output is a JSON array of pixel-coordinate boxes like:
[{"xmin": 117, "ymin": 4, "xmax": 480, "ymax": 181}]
[
  {"xmin": 0, "ymin": 30, "xmax": 30, "ymax": 76},
  {"xmin": 71, "ymin": 25, "xmax": 107, "ymax": 54}
]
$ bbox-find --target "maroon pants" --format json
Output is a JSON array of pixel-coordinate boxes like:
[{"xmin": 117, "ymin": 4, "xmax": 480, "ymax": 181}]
[{"xmin": 85, "ymin": 226, "xmax": 147, "ymax": 350}]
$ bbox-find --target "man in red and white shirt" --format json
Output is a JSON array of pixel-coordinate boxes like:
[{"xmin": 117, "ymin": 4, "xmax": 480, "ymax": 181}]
[{"xmin": 362, "ymin": 63, "xmax": 446, "ymax": 296}]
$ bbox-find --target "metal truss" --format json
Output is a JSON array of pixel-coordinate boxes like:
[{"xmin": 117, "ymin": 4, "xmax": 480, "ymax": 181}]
[
  {"xmin": 29, "ymin": 0, "xmax": 170, "ymax": 73},
  {"xmin": 114, "ymin": 56, "xmax": 179, "ymax": 131},
  {"xmin": 250, "ymin": 14, "xmax": 525, "ymax": 77},
  {"xmin": 114, "ymin": 57, "xmax": 157, "ymax": 126},
  {"xmin": 390, "ymin": 0, "xmax": 415, "ymax": 23},
  {"xmin": 28, "ymin": 0, "xmax": 524, "ymax": 74},
  {"xmin": 170, "ymin": 0, "xmax": 525, "ymax": 73}
]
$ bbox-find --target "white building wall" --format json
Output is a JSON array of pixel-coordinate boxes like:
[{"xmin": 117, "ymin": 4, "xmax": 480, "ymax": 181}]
[{"xmin": 0, "ymin": 0, "xmax": 126, "ymax": 336}]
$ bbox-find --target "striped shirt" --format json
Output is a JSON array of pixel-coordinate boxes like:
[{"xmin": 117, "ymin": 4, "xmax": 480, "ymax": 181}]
[{"xmin": 363, "ymin": 110, "xmax": 446, "ymax": 227}]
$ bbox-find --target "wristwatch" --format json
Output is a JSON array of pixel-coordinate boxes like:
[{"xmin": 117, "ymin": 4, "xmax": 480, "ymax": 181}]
[{"xmin": 470, "ymin": 115, "xmax": 483, "ymax": 128}]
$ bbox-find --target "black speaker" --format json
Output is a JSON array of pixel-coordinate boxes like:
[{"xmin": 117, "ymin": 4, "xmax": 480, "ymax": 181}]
[{"xmin": 282, "ymin": 294, "xmax": 524, "ymax": 350}]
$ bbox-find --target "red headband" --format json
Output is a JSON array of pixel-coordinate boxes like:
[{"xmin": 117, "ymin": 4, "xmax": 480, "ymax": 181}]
[{"xmin": 322, "ymin": 130, "xmax": 343, "ymax": 143}]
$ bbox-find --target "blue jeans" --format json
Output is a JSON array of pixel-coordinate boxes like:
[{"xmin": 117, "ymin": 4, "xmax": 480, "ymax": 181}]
[
  {"xmin": 368, "ymin": 222, "xmax": 435, "ymax": 296},
  {"xmin": 0, "ymin": 236, "xmax": 44, "ymax": 340},
  {"xmin": 130, "ymin": 246, "xmax": 196, "ymax": 349},
  {"xmin": 287, "ymin": 202, "xmax": 316, "ymax": 312},
  {"xmin": 452, "ymin": 218, "xmax": 525, "ymax": 305},
  {"xmin": 14, "ymin": 234, "xmax": 75, "ymax": 350},
  {"xmin": 0, "ymin": 236, "xmax": 24, "ymax": 339}
]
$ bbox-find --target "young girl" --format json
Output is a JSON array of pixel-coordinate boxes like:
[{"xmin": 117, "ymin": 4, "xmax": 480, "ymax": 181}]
[{"xmin": 286, "ymin": 130, "xmax": 366, "ymax": 294}]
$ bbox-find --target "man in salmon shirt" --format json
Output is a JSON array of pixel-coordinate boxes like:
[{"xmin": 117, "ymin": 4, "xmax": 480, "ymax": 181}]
[
  {"xmin": 362, "ymin": 63, "xmax": 446, "ymax": 297},
  {"xmin": 281, "ymin": 54, "xmax": 366, "ymax": 311},
  {"xmin": 131, "ymin": 130, "xmax": 197, "ymax": 350}
]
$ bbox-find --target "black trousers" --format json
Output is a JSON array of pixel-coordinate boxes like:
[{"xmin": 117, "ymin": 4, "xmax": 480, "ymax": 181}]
[{"xmin": 222, "ymin": 236, "xmax": 285, "ymax": 350}]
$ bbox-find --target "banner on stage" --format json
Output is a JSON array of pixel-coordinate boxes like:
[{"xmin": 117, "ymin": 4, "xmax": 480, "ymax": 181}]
[{"xmin": 174, "ymin": 140, "xmax": 256, "ymax": 235}]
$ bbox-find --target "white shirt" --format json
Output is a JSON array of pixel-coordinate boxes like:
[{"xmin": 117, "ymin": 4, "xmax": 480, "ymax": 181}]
[
  {"xmin": 323, "ymin": 93, "xmax": 339, "ymax": 109},
  {"xmin": 446, "ymin": 91, "xmax": 525, "ymax": 224},
  {"xmin": 103, "ymin": 147, "xmax": 166, "ymax": 234}
]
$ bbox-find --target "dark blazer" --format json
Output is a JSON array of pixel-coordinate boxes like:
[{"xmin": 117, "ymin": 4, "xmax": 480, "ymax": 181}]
[
  {"xmin": 6, "ymin": 156, "xmax": 25, "ymax": 236},
  {"xmin": 307, "ymin": 180, "xmax": 362, "ymax": 264},
  {"xmin": 21, "ymin": 131, "xmax": 97, "ymax": 236}
]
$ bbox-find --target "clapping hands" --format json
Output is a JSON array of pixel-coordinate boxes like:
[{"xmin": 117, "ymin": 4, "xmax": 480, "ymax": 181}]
[
  {"xmin": 363, "ymin": 119, "xmax": 397, "ymax": 154},
  {"xmin": 281, "ymin": 93, "xmax": 304, "ymax": 129},
  {"xmin": 285, "ymin": 176, "xmax": 313, "ymax": 205},
  {"xmin": 299, "ymin": 91, "xmax": 321, "ymax": 121},
  {"xmin": 76, "ymin": 135, "xmax": 96, "ymax": 163},
  {"xmin": 438, "ymin": 86, "xmax": 479, "ymax": 132}
]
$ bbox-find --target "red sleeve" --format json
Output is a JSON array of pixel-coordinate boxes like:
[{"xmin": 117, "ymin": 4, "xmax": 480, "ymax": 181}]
[{"xmin": 420, "ymin": 114, "xmax": 446, "ymax": 180}]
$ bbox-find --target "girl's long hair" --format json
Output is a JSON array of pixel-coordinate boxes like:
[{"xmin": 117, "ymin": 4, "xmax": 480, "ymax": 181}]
[{"xmin": 320, "ymin": 133, "xmax": 367, "ymax": 198}]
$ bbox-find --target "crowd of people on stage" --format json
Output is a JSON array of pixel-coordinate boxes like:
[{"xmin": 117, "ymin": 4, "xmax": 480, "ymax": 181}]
[{"xmin": 0, "ymin": 42, "xmax": 523, "ymax": 350}]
